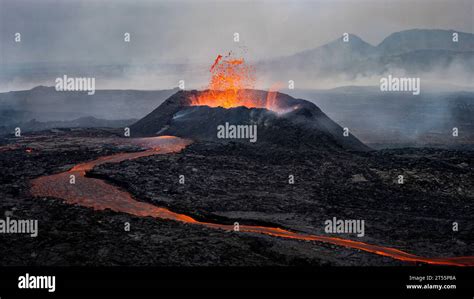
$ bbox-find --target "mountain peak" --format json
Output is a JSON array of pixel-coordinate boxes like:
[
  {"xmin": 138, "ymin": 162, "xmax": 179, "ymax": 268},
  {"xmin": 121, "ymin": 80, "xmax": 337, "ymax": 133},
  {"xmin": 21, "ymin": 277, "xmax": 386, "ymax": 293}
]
[
  {"xmin": 285, "ymin": 33, "xmax": 377, "ymax": 63},
  {"xmin": 377, "ymin": 29, "xmax": 474, "ymax": 55},
  {"xmin": 324, "ymin": 33, "xmax": 374, "ymax": 49},
  {"xmin": 30, "ymin": 85, "xmax": 53, "ymax": 91}
]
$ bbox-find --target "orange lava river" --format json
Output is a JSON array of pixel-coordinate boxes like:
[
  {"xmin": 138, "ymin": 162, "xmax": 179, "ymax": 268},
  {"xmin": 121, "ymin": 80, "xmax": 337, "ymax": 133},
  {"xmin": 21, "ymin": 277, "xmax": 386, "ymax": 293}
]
[{"xmin": 30, "ymin": 136, "xmax": 474, "ymax": 266}]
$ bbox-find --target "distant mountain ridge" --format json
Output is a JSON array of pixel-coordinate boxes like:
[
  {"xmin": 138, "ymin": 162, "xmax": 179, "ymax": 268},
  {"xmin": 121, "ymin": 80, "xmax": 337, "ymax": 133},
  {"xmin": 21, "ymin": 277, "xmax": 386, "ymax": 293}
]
[
  {"xmin": 377, "ymin": 29, "xmax": 474, "ymax": 55},
  {"xmin": 0, "ymin": 86, "xmax": 178, "ymax": 123},
  {"xmin": 259, "ymin": 29, "xmax": 474, "ymax": 83}
]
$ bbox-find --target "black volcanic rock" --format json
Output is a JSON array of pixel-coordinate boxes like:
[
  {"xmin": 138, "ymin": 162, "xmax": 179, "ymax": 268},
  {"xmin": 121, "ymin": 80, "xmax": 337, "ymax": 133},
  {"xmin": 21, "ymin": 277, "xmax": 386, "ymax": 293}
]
[
  {"xmin": 130, "ymin": 90, "xmax": 370, "ymax": 151},
  {"xmin": 129, "ymin": 90, "xmax": 194, "ymax": 137}
]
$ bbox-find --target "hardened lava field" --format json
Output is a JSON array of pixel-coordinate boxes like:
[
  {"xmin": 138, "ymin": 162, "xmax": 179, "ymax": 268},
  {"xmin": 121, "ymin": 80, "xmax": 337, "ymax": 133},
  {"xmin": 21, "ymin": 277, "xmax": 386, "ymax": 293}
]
[{"xmin": 0, "ymin": 128, "xmax": 472, "ymax": 266}]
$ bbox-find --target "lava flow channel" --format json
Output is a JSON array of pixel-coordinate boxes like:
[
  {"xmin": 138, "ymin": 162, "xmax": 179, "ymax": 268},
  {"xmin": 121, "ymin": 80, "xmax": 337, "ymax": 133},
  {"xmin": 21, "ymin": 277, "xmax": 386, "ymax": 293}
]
[{"xmin": 30, "ymin": 136, "xmax": 474, "ymax": 266}]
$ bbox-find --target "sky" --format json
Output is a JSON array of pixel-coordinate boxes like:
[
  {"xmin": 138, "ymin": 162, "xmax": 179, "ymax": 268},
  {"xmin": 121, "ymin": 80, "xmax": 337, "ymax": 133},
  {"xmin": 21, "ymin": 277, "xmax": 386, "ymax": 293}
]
[{"xmin": 1, "ymin": 0, "xmax": 473, "ymax": 66}]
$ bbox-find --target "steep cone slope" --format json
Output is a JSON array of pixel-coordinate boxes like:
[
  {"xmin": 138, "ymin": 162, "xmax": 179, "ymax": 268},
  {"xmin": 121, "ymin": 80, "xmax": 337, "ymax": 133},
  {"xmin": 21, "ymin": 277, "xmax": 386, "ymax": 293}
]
[{"xmin": 130, "ymin": 90, "xmax": 370, "ymax": 151}]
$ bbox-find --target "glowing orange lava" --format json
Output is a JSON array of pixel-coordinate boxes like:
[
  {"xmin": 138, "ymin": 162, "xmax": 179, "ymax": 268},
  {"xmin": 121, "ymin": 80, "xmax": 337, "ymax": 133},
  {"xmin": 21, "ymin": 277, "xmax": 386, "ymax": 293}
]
[
  {"xmin": 191, "ymin": 53, "xmax": 272, "ymax": 109},
  {"xmin": 30, "ymin": 137, "xmax": 474, "ymax": 267}
]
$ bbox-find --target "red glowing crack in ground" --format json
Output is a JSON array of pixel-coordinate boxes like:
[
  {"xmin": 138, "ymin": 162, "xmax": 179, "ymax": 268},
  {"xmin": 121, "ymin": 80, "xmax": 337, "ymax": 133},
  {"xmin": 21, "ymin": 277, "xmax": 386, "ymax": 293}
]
[{"xmin": 30, "ymin": 136, "xmax": 474, "ymax": 267}]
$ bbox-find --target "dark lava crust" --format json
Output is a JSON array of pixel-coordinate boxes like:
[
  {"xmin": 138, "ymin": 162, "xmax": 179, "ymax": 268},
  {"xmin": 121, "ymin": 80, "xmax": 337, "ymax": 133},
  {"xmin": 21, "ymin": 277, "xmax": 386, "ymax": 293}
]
[
  {"xmin": 89, "ymin": 139, "xmax": 473, "ymax": 261},
  {"xmin": 0, "ymin": 129, "xmax": 397, "ymax": 266},
  {"xmin": 0, "ymin": 128, "xmax": 472, "ymax": 266}
]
